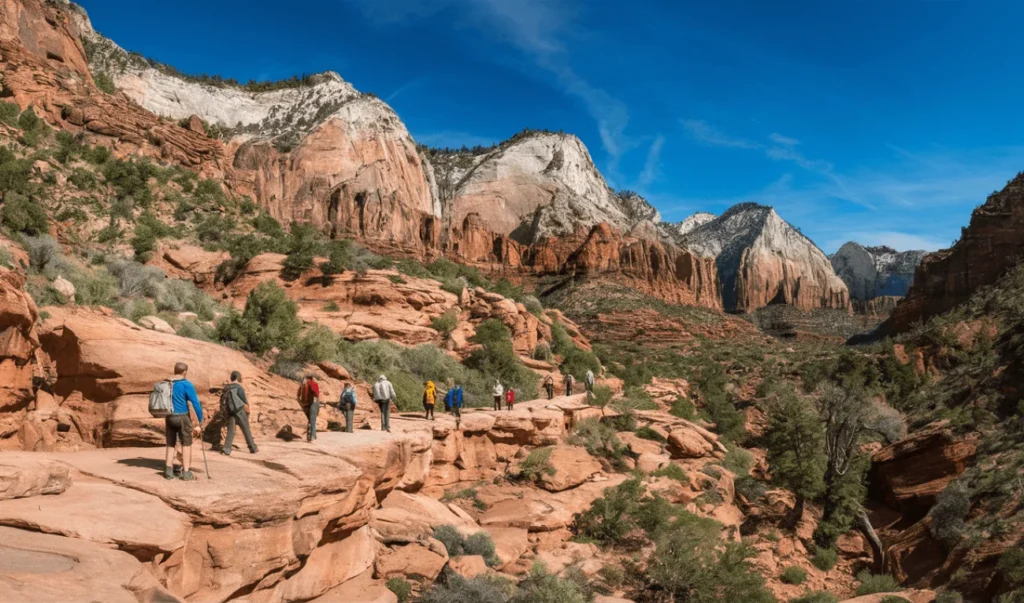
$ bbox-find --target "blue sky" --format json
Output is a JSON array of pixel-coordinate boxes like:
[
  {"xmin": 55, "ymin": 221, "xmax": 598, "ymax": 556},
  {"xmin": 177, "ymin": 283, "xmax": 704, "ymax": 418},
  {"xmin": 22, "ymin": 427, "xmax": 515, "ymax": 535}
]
[{"xmin": 78, "ymin": 0, "xmax": 1024, "ymax": 253}]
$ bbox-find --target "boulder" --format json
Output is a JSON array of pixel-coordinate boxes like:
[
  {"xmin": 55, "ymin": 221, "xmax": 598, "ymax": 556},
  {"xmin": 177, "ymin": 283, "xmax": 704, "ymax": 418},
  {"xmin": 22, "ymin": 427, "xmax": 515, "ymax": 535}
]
[
  {"xmin": 374, "ymin": 539, "xmax": 448, "ymax": 582},
  {"xmin": 52, "ymin": 276, "xmax": 75, "ymax": 300},
  {"xmin": 536, "ymin": 446, "xmax": 602, "ymax": 492},
  {"xmin": 309, "ymin": 569, "xmax": 398, "ymax": 603},
  {"xmin": 448, "ymin": 555, "xmax": 491, "ymax": 579},
  {"xmin": 138, "ymin": 315, "xmax": 176, "ymax": 334}
]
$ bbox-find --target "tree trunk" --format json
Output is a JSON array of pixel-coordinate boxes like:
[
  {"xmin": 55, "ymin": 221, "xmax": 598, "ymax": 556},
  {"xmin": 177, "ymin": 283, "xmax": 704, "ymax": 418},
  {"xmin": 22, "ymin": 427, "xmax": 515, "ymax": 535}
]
[
  {"xmin": 785, "ymin": 494, "xmax": 805, "ymax": 531},
  {"xmin": 855, "ymin": 507, "xmax": 885, "ymax": 572}
]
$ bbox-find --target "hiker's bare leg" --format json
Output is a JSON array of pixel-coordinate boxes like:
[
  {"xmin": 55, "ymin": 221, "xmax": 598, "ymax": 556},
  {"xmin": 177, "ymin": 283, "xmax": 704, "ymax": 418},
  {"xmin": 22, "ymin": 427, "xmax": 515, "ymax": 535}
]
[
  {"xmin": 183, "ymin": 444, "xmax": 193, "ymax": 472},
  {"xmin": 165, "ymin": 446, "xmax": 174, "ymax": 470}
]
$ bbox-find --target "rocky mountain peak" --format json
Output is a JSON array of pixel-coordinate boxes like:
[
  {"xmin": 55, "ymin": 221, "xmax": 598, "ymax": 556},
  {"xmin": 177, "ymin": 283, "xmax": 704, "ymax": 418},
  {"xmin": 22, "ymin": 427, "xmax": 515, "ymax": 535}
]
[
  {"xmin": 830, "ymin": 241, "xmax": 928, "ymax": 301},
  {"xmin": 680, "ymin": 203, "xmax": 848, "ymax": 311},
  {"xmin": 669, "ymin": 212, "xmax": 716, "ymax": 238}
]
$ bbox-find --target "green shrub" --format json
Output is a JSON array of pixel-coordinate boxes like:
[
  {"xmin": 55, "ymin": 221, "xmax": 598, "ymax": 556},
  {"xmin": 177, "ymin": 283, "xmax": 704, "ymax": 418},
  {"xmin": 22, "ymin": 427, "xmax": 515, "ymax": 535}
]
[
  {"xmin": 23, "ymin": 235, "xmax": 65, "ymax": 274},
  {"xmin": 106, "ymin": 259, "xmax": 165, "ymax": 298},
  {"xmin": 289, "ymin": 324, "xmax": 340, "ymax": 364},
  {"xmin": 652, "ymin": 463, "xmax": 688, "ymax": 484},
  {"xmin": 647, "ymin": 512, "xmax": 774, "ymax": 603},
  {"xmin": 216, "ymin": 281, "xmax": 301, "ymax": 355},
  {"xmin": 811, "ymin": 548, "xmax": 838, "ymax": 571},
  {"xmin": 723, "ymin": 446, "xmax": 754, "ymax": 476},
  {"xmin": 176, "ymin": 321, "xmax": 213, "ymax": 342},
  {"xmin": 635, "ymin": 426, "xmax": 666, "ymax": 442},
  {"xmin": 590, "ymin": 384, "xmax": 614, "ymax": 408},
  {"xmin": 282, "ymin": 249, "xmax": 314, "ymax": 281},
  {"xmin": 464, "ymin": 532, "xmax": 500, "ymax": 567},
  {"xmin": 781, "ymin": 566, "xmax": 808, "ymax": 585},
  {"xmin": 855, "ymin": 571, "xmax": 901, "ymax": 596},
  {"xmin": 0, "ymin": 102, "xmax": 19, "ymax": 126},
  {"xmin": 935, "ymin": 592, "xmax": 964, "ymax": 603},
  {"xmin": 560, "ymin": 346, "xmax": 601, "ymax": 381},
  {"xmin": 734, "ymin": 476, "xmax": 767, "ymax": 502},
  {"xmin": 569, "ymin": 418, "xmax": 628, "ymax": 470},
  {"xmin": 572, "ymin": 478, "xmax": 679, "ymax": 547},
  {"xmin": 130, "ymin": 224, "xmax": 158, "ymax": 260},
  {"xmin": 1, "ymin": 193, "xmax": 48, "ymax": 235},
  {"xmin": 420, "ymin": 575, "xmax": 512, "ymax": 603},
  {"xmin": 94, "ymin": 72, "xmax": 116, "ymax": 94},
  {"xmin": 532, "ymin": 342, "xmax": 552, "ymax": 361},
  {"xmin": 155, "ymin": 279, "xmax": 218, "ymax": 320},
  {"xmin": 431, "ymin": 310, "xmax": 458, "ymax": 336},
  {"xmin": 465, "ymin": 319, "xmax": 537, "ymax": 399},
  {"xmin": 999, "ymin": 549, "xmax": 1024, "ymax": 587},
  {"xmin": 0, "ymin": 149, "xmax": 34, "ymax": 198},
  {"xmin": 669, "ymin": 396, "xmax": 699, "ymax": 420},
  {"xmin": 68, "ymin": 268, "xmax": 118, "ymax": 307},
  {"xmin": 386, "ymin": 577, "xmax": 412, "ymax": 603},
  {"xmin": 119, "ymin": 298, "xmax": 156, "ymax": 323},
  {"xmin": 0, "ymin": 246, "xmax": 12, "ymax": 269},
  {"xmin": 929, "ymin": 481, "xmax": 970, "ymax": 547},
  {"xmin": 512, "ymin": 447, "xmax": 556, "ymax": 483},
  {"xmin": 789, "ymin": 592, "xmax": 839, "ymax": 603},
  {"xmin": 102, "ymin": 158, "xmax": 154, "ymax": 207},
  {"xmin": 879, "ymin": 597, "xmax": 912, "ymax": 603},
  {"xmin": 322, "ymin": 301, "xmax": 340, "ymax": 312},
  {"xmin": 510, "ymin": 562, "xmax": 588, "ymax": 603}
]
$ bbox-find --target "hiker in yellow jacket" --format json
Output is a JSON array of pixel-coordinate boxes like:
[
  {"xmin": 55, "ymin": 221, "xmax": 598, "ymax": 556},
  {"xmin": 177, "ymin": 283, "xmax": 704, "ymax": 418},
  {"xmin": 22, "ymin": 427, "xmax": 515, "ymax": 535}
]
[{"xmin": 423, "ymin": 381, "xmax": 437, "ymax": 421}]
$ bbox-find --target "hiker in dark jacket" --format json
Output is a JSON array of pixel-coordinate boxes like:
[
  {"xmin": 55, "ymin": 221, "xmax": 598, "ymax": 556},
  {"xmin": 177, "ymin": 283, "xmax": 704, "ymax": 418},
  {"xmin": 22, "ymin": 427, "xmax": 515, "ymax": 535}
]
[
  {"xmin": 221, "ymin": 371, "xmax": 258, "ymax": 455},
  {"xmin": 297, "ymin": 375, "xmax": 320, "ymax": 442},
  {"xmin": 340, "ymin": 382, "xmax": 357, "ymax": 433},
  {"xmin": 543, "ymin": 375, "xmax": 555, "ymax": 400},
  {"xmin": 450, "ymin": 384, "xmax": 464, "ymax": 427},
  {"xmin": 564, "ymin": 373, "xmax": 575, "ymax": 397},
  {"xmin": 164, "ymin": 362, "xmax": 204, "ymax": 481}
]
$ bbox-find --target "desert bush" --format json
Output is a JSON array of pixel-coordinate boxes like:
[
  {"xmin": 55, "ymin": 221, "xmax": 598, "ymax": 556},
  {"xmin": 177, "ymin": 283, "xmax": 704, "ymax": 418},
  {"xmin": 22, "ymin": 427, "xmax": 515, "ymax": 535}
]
[
  {"xmin": 569, "ymin": 418, "xmax": 628, "ymax": 470},
  {"xmin": 431, "ymin": 526, "xmax": 499, "ymax": 567},
  {"xmin": 68, "ymin": 268, "xmax": 118, "ymax": 307},
  {"xmin": 512, "ymin": 447, "xmax": 556, "ymax": 484},
  {"xmin": 560, "ymin": 346, "xmax": 601, "ymax": 381},
  {"xmin": 646, "ymin": 512, "xmax": 774, "ymax": 603},
  {"xmin": 572, "ymin": 478, "xmax": 675, "ymax": 547},
  {"xmin": 635, "ymin": 426, "xmax": 665, "ymax": 442},
  {"xmin": 591, "ymin": 384, "xmax": 614, "ymax": 408},
  {"xmin": 176, "ymin": 321, "xmax": 213, "ymax": 342},
  {"xmin": 929, "ymin": 481, "xmax": 970, "ymax": 546},
  {"xmin": 811, "ymin": 547, "xmax": 838, "ymax": 571},
  {"xmin": 155, "ymin": 279, "xmax": 218, "ymax": 320},
  {"xmin": 94, "ymin": 71, "xmax": 116, "ymax": 94},
  {"xmin": 465, "ymin": 319, "xmax": 537, "ymax": 399},
  {"xmin": 855, "ymin": 571, "xmax": 901, "ymax": 596},
  {"xmin": 119, "ymin": 298, "xmax": 156, "ymax": 323},
  {"xmin": 510, "ymin": 562, "xmax": 588, "ymax": 603},
  {"xmin": 431, "ymin": 310, "xmax": 458, "ymax": 336},
  {"xmin": 999, "ymin": 549, "xmax": 1024, "ymax": 587},
  {"xmin": 879, "ymin": 597, "xmax": 912, "ymax": 603},
  {"xmin": 652, "ymin": 463, "xmax": 688, "ymax": 484},
  {"xmin": 289, "ymin": 324, "xmax": 340, "ymax": 364},
  {"xmin": 935, "ymin": 591, "xmax": 964, "ymax": 603},
  {"xmin": 419, "ymin": 575, "xmax": 512, "ymax": 603},
  {"xmin": 102, "ymin": 158, "xmax": 155, "ymax": 207},
  {"xmin": 386, "ymin": 578, "xmax": 412, "ymax": 603},
  {"xmin": 781, "ymin": 566, "xmax": 808, "ymax": 585},
  {"xmin": 522, "ymin": 295, "xmax": 544, "ymax": 316},
  {"xmin": 669, "ymin": 396, "xmax": 699, "ymax": 420},
  {"xmin": 0, "ymin": 247, "xmax": 11, "ymax": 269},
  {"xmin": 106, "ymin": 258, "xmax": 166, "ymax": 298},
  {"xmin": 23, "ymin": 235, "xmax": 65, "ymax": 274},
  {"xmin": 723, "ymin": 446, "xmax": 754, "ymax": 476},
  {"xmin": 0, "ymin": 102, "xmax": 19, "ymax": 126},
  {"xmin": 734, "ymin": 476, "xmax": 767, "ymax": 502},
  {"xmin": 216, "ymin": 281, "xmax": 301, "ymax": 355},
  {"xmin": 1, "ymin": 193, "xmax": 48, "ymax": 235},
  {"xmin": 532, "ymin": 342, "xmax": 552, "ymax": 361}
]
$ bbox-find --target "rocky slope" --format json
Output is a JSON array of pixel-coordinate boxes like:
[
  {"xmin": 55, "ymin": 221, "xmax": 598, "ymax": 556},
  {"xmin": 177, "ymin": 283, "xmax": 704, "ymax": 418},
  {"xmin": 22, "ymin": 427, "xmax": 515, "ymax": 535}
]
[
  {"xmin": 667, "ymin": 211, "xmax": 716, "ymax": 238},
  {"xmin": 830, "ymin": 242, "xmax": 927, "ymax": 301},
  {"xmin": 883, "ymin": 172, "xmax": 1024, "ymax": 335},
  {"xmin": 680, "ymin": 203, "xmax": 850, "ymax": 312}
]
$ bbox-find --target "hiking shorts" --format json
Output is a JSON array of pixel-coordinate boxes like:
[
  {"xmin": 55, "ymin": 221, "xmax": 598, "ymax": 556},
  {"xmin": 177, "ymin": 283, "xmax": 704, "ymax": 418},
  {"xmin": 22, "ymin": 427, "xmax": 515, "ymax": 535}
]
[{"xmin": 165, "ymin": 414, "xmax": 193, "ymax": 447}]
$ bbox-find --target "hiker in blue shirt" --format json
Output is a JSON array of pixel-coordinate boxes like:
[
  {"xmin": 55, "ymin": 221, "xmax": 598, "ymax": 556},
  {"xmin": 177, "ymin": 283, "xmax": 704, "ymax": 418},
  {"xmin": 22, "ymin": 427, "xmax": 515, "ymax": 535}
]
[
  {"xmin": 165, "ymin": 362, "xmax": 204, "ymax": 481},
  {"xmin": 340, "ymin": 382, "xmax": 357, "ymax": 433},
  {"xmin": 451, "ymin": 384, "xmax": 464, "ymax": 427}
]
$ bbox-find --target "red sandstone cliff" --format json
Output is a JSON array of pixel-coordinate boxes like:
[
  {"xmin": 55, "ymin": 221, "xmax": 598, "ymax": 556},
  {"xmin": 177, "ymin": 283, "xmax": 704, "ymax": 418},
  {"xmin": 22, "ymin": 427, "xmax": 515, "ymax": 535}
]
[{"xmin": 884, "ymin": 173, "xmax": 1024, "ymax": 334}]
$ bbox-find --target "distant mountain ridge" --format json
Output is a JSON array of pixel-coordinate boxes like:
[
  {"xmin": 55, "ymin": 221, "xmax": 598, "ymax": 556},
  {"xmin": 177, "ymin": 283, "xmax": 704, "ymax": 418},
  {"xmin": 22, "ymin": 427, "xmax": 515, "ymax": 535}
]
[{"xmin": 830, "ymin": 242, "xmax": 927, "ymax": 301}]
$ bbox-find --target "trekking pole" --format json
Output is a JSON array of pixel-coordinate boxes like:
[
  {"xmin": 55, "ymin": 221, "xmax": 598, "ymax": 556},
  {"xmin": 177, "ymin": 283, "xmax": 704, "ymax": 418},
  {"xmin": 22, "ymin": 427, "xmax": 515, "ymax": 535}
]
[{"xmin": 199, "ymin": 431, "xmax": 211, "ymax": 479}]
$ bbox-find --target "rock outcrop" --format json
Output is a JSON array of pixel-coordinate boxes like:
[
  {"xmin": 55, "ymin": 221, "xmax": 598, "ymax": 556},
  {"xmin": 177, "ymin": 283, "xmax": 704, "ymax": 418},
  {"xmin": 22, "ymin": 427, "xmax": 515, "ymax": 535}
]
[
  {"xmin": 830, "ymin": 242, "xmax": 927, "ymax": 301},
  {"xmin": 680, "ymin": 203, "xmax": 850, "ymax": 312},
  {"xmin": 884, "ymin": 173, "xmax": 1024, "ymax": 334},
  {"xmin": 668, "ymin": 211, "xmax": 716, "ymax": 237}
]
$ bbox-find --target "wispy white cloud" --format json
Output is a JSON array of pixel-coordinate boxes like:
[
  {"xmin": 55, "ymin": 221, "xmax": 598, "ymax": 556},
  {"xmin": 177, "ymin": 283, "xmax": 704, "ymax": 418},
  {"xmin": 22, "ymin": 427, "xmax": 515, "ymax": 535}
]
[
  {"xmin": 386, "ymin": 76, "xmax": 430, "ymax": 104},
  {"xmin": 349, "ymin": 0, "xmax": 636, "ymax": 176},
  {"xmin": 769, "ymin": 133, "xmax": 800, "ymax": 146},
  {"xmin": 637, "ymin": 134, "xmax": 665, "ymax": 189},
  {"xmin": 414, "ymin": 130, "xmax": 497, "ymax": 149},
  {"xmin": 680, "ymin": 119, "xmax": 760, "ymax": 149}
]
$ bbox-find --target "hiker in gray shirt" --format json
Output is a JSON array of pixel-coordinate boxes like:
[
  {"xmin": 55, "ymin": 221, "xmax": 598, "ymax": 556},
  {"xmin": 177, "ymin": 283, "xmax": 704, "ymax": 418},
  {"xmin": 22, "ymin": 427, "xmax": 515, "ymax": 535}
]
[
  {"xmin": 372, "ymin": 375, "xmax": 396, "ymax": 432},
  {"xmin": 221, "ymin": 371, "xmax": 258, "ymax": 455}
]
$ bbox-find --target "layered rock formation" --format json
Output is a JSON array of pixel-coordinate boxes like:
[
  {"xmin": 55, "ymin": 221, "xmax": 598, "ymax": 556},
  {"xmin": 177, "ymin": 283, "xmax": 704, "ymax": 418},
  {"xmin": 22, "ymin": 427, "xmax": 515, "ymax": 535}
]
[
  {"xmin": 884, "ymin": 173, "xmax": 1024, "ymax": 334},
  {"xmin": 830, "ymin": 242, "xmax": 927, "ymax": 301},
  {"xmin": 679, "ymin": 203, "xmax": 850, "ymax": 312}
]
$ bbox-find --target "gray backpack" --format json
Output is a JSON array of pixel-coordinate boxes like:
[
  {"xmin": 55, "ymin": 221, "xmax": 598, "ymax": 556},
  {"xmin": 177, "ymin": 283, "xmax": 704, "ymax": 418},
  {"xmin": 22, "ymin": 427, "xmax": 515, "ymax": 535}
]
[
  {"xmin": 149, "ymin": 380, "xmax": 174, "ymax": 417},
  {"xmin": 220, "ymin": 385, "xmax": 246, "ymax": 414}
]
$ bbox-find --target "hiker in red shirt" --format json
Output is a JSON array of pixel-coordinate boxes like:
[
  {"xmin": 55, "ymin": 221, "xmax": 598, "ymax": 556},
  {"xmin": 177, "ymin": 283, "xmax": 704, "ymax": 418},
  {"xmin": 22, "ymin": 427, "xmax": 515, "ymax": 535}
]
[
  {"xmin": 505, "ymin": 387, "xmax": 516, "ymax": 411},
  {"xmin": 297, "ymin": 376, "xmax": 320, "ymax": 442}
]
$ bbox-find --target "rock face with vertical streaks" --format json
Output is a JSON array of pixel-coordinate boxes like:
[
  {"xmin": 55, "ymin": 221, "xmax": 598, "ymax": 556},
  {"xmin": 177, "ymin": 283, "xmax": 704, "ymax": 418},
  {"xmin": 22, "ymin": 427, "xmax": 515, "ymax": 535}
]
[
  {"xmin": 830, "ymin": 242, "xmax": 927, "ymax": 301},
  {"xmin": 679, "ymin": 203, "xmax": 850, "ymax": 312}
]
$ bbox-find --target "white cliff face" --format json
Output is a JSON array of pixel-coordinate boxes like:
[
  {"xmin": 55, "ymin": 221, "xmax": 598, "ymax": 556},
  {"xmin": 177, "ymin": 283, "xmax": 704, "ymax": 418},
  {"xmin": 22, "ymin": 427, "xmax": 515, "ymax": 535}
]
[
  {"xmin": 446, "ymin": 132, "xmax": 656, "ymax": 243},
  {"xmin": 830, "ymin": 242, "xmax": 927, "ymax": 300},
  {"xmin": 667, "ymin": 212, "xmax": 716, "ymax": 238},
  {"xmin": 680, "ymin": 203, "xmax": 849, "ymax": 311}
]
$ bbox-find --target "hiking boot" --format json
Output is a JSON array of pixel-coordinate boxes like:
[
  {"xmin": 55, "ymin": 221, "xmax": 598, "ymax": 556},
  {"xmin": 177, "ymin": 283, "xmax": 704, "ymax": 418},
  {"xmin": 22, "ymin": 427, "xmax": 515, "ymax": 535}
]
[
  {"xmin": 220, "ymin": 450, "xmax": 231, "ymax": 456},
  {"xmin": 163, "ymin": 467, "xmax": 176, "ymax": 480},
  {"xmin": 179, "ymin": 471, "xmax": 196, "ymax": 481},
  {"xmin": 249, "ymin": 447, "xmax": 259, "ymax": 454}
]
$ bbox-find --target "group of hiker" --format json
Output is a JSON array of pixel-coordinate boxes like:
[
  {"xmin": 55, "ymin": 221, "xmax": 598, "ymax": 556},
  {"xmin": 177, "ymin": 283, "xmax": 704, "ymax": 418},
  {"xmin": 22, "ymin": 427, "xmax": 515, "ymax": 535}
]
[
  {"xmin": 154, "ymin": 361, "xmax": 597, "ymax": 481},
  {"xmin": 542, "ymin": 369, "xmax": 595, "ymax": 400}
]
